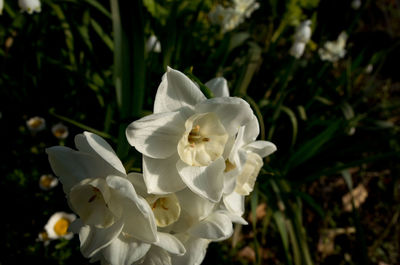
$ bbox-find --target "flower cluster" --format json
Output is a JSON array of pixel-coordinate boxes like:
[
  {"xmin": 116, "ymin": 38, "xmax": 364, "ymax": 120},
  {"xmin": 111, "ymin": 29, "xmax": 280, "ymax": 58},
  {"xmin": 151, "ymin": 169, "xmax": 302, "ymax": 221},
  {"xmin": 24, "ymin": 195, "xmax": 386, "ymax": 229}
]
[
  {"xmin": 209, "ymin": 0, "xmax": 260, "ymax": 33},
  {"xmin": 47, "ymin": 67, "xmax": 276, "ymax": 265},
  {"xmin": 318, "ymin": 31, "xmax": 348, "ymax": 62}
]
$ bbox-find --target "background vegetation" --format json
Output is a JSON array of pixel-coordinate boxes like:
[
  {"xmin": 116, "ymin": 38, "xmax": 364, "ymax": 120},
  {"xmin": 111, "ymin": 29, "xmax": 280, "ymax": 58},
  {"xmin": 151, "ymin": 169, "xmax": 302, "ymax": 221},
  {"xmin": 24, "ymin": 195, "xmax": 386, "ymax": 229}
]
[{"xmin": 1, "ymin": 0, "xmax": 399, "ymax": 264}]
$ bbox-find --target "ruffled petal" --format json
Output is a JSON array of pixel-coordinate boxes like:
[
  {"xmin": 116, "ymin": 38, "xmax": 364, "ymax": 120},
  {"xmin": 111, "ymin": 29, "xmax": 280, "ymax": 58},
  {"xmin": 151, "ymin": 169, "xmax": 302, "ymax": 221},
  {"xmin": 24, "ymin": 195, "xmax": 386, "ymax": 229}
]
[
  {"xmin": 245, "ymin": 141, "xmax": 277, "ymax": 158},
  {"xmin": 195, "ymin": 97, "xmax": 253, "ymax": 135},
  {"xmin": 106, "ymin": 176, "xmax": 158, "ymax": 243},
  {"xmin": 205, "ymin": 77, "xmax": 230, "ymax": 97},
  {"xmin": 188, "ymin": 211, "xmax": 233, "ymax": 241},
  {"xmin": 223, "ymin": 192, "xmax": 245, "ymax": 217},
  {"xmin": 154, "ymin": 67, "xmax": 206, "ymax": 113},
  {"xmin": 75, "ymin": 132, "xmax": 126, "ymax": 176},
  {"xmin": 141, "ymin": 246, "xmax": 172, "ymax": 265},
  {"xmin": 46, "ymin": 146, "xmax": 110, "ymax": 193},
  {"xmin": 175, "ymin": 188, "xmax": 216, "ymax": 221},
  {"xmin": 176, "ymin": 158, "xmax": 225, "ymax": 202},
  {"xmin": 143, "ymin": 154, "xmax": 186, "ymax": 194},
  {"xmin": 153, "ymin": 232, "xmax": 185, "ymax": 255},
  {"xmin": 102, "ymin": 234, "xmax": 151, "ymax": 265},
  {"xmin": 171, "ymin": 234, "xmax": 210, "ymax": 265},
  {"xmin": 126, "ymin": 111, "xmax": 185, "ymax": 159}
]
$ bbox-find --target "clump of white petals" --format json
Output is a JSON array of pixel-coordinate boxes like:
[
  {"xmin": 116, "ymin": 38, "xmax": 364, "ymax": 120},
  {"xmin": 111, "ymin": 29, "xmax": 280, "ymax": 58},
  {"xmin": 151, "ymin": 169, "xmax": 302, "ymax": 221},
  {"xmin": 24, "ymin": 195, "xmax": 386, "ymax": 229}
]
[
  {"xmin": 39, "ymin": 174, "xmax": 59, "ymax": 190},
  {"xmin": 146, "ymin": 35, "xmax": 161, "ymax": 53},
  {"xmin": 319, "ymin": 31, "xmax": 348, "ymax": 62},
  {"xmin": 52, "ymin": 123, "xmax": 69, "ymax": 139},
  {"xmin": 0, "ymin": 0, "xmax": 4, "ymax": 15},
  {"xmin": 44, "ymin": 212, "xmax": 76, "ymax": 240},
  {"xmin": 18, "ymin": 0, "xmax": 41, "ymax": 14},
  {"xmin": 351, "ymin": 0, "xmax": 361, "ymax": 10},
  {"xmin": 209, "ymin": 0, "xmax": 260, "ymax": 33},
  {"xmin": 26, "ymin": 116, "xmax": 46, "ymax": 133},
  {"xmin": 289, "ymin": 20, "xmax": 312, "ymax": 59}
]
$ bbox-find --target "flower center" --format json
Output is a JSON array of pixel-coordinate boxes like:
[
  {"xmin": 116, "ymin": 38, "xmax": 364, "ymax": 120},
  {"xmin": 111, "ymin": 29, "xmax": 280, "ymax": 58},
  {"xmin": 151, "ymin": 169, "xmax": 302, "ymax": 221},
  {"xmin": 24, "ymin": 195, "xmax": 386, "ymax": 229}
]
[
  {"xmin": 53, "ymin": 218, "xmax": 70, "ymax": 236},
  {"xmin": 178, "ymin": 112, "xmax": 229, "ymax": 167},
  {"xmin": 145, "ymin": 194, "xmax": 181, "ymax": 228},
  {"xmin": 29, "ymin": 119, "xmax": 43, "ymax": 128},
  {"xmin": 40, "ymin": 175, "xmax": 54, "ymax": 188},
  {"xmin": 224, "ymin": 159, "xmax": 236, "ymax": 172},
  {"xmin": 54, "ymin": 128, "xmax": 67, "ymax": 138}
]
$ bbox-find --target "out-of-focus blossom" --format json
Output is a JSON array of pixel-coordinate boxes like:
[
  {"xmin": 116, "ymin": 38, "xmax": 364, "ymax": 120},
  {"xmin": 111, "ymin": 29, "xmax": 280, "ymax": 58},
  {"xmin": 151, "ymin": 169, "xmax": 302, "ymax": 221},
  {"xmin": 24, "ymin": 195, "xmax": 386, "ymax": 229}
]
[
  {"xmin": 36, "ymin": 231, "xmax": 50, "ymax": 246},
  {"xmin": 146, "ymin": 35, "xmax": 161, "ymax": 53},
  {"xmin": 0, "ymin": 0, "xmax": 4, "ymax": 15},
  {"xmin": 209, "ymin": 0, "xmax": 259, "ymax": 33},
  {"xmin": 51, "ymin": 123, "xmax": 69, "ymax": 140},
  {"xmin": 290, "ymin": 20, "xmax": 312, "ymax": 59},
  {"xmin": 365, "ymin": 64, "xmax": 373, "ymax": 74},
  {"xmin": 318, "ymin": 32, "xmax": 348, "ymax": 62},
  {"xmin": 351, "ymin": 0, "xmax": 361, "ymax": 10},
  {"xmin": 26, "ymin": 116, "xmax": 46, "ymax": 133},
  {"xmin": 44, "ymin": 212, "xmax": 76, "ymax": 240},
  {"xmin": 39, "ymin": 174, "xmax": 59, "ymax": 190},
  {"xmin": 18, "ymin": 0, "xmax": 41, "ymax": 14}
]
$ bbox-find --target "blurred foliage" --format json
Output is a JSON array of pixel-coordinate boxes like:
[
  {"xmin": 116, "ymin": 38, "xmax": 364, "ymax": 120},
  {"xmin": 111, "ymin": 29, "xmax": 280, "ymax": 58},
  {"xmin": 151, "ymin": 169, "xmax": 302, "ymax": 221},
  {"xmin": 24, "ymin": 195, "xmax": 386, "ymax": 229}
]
[{"xmin": 1, "ymin": 0, "xmax": 400, "ymax": 264}]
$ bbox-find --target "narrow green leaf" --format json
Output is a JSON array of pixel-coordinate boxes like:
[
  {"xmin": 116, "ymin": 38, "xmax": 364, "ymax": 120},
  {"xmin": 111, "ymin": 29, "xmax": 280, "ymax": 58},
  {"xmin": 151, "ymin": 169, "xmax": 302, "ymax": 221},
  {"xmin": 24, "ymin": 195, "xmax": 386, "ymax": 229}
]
[
  {"xmin": 90, "ymin": 18, "xmax": 114, "ymax": 51},
  {"xmin": 84, "ymin": 0, "xmax": 112, "ymax": 18}
]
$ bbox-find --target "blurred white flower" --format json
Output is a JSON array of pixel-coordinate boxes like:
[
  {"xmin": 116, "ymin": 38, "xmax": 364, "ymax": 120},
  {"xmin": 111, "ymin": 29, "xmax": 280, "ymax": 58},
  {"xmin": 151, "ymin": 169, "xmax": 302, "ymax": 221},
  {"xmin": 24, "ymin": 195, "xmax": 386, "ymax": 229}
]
[
  {"xmin": 39, "ymin": 174, "xmax": 59, "ymax": 190},
  {"xmin": 126, "ymin": 67, "xmax": 254, "ymax": 203},
  {"xmin": 18, "ymin": 0, "xmax": 41, "ymax": 14},
  {"xmin": 289, "ymin": 42, "xmax": 306, "ymax": 59},
  {"xmin": 51, "ymin": 123, "xmax": 69, "ymax": 139},
  {"xmin": 47, "ymin": 132, "xmax": 185, "ymax": 265},
  {"xmin": 146, "ymin": 35, "xmax": 161, "ymax": 53},
  {"xmin": 44, "ymin": 212, "xmax": 76, "ymax": 240},
  {"xmin": 36, "ymin": 231, "xmax": 50, "ymax": 246},
  {"xmin": 26, "ymin": 116, "xmax": 46, "ymax": 133},
  {"xmin": 365, "ymin": 64, "xmax": 373, "ymax": 74},
  {"xmin": 209, "ymin": 0, "xmax": 259, "ymax": 33},
  {"xmin": 290, "ymin": 20, "xmax": 312, "ymax": 59},
  {"xmin": 318, "ymin": 31, "xmax": 348, "ymax": 62},
  {"xmin": 351, "ymin": 0, "xmax": 361, "ymax": 10},
  {"xmin": 0, "ymin": 0, "xmax": 4, "ymax": 15}
]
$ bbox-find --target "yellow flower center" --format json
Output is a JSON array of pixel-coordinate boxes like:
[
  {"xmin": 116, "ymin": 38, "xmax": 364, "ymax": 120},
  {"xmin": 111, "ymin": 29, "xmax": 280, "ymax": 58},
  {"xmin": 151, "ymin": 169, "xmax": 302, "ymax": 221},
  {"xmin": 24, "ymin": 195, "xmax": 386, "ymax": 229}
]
[
  {"xmin": 146, "ymin": 194, "xmax": 181, "ymax": 228},
  {"xmin": 224, "ymin": 160, "xmax": 236, "ymax": 172},
  {"xmin": 29, "ymin": 119, "xmax": 43, "ymax": 129},
  {"xmin": 40, "ymin": 175, "xmax": 53, "ymax": 188},
  {"xmin": 54, "ymin": 128, "xmax": 67, "ymax": 138},
  {"xmin": 53, "ymin": 218, "xmax": 70, "ymax": 236}
]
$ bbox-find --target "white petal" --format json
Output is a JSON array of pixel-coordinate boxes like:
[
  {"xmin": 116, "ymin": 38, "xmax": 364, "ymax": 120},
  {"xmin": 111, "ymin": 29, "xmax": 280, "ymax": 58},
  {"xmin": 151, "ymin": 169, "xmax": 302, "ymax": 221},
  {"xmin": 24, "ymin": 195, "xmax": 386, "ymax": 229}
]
[
  {"xmin": 102, "ymin": 234, "xmax": 151, "ymax": 265},
  {"xmin": 143, "ymin": 154, "xmax": 186, "ymax": 194},
  {"xmin": 126, "ymin": 111, "xmax": 185, "ymax": 159},
  {"xmin": 243, "ymin": 115, "xmax": 260, "ymax": 143},
  {"xmin": 175, "ymin": 188, "xmax": 216, "ymax": 221},
  {"xmin": 154, "ymin": 67, "xmax": 206, "ymax": 113},
  {"xmin": 106, "ymin": 176, "xmax": 158, "ymax": 243},
  {"xmin": 245, "ymin": 141, "xmax": 277, "ymax": 158},
  {"xmin": 78, "ymin": 218, "xmax": 124, "ymax": 258},
  {"xmin": 205, "ymin": 77, "xmax": 230, "ymax": 97},
  {"xmin": 176, "ymin": 158, "xmax": 225, "ymax": 202},
  {"xmin": 141, "ymin": 247, "xmax": 172, "ymax": 265},
  {"xmin": 195, "ymin": 97, "xmax": 253, "ymax": 135},
  {"xmin": 171, "ymin": 234, "xmax": 210, "ymax": 265},
  {"xmin": 126, "ymin": 172, "xmax": 148, "ymax": 198},
  {"xmin": 223, "ymin": 192, "xmax": 245, "ymax": 217},
  {"xmin": 46, "ymin": 147, "xmax": 110, "ymax": 193},
  {"xmin": 188, "ymin": 211, "xmax": 233, "ymax": 241},
  {"xmin": 75, "ymin": 132, "xmax": 126, "ymax": 176},
  {"xmin": 153, "ymin": 232, "xmax": 185, "ymax": 255}
]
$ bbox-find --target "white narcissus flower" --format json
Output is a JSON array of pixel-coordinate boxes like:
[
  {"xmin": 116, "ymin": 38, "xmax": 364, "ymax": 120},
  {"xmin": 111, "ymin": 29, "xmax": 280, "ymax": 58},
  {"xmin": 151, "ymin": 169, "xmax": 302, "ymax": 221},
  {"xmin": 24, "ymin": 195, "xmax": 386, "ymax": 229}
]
[
  {"xmin": 52, "ymin": 123, "xmax": 69, "ymax": 139},
  {"xmin": 44, "ymin": 212, "xmax": 76, "ymax": 240},
  {"xmin": 233, "ymin": 0, "xmax": 260, "ymax": 18},
  {"xmin": 39, "ymin": 174, "xmax": 59, "ymax": 190},
  {"xmin": 351, "ymin": 0, "xmax": 361, "ymax": 10},
  {"xmin": 0, "ymin": 0, "xmax": 3, "ymax": 15},
  {"xmin": 26, "ymin": 116, "xmax": 46, "ymax": 132},
  {"xmin": 319, "ymin": 31, "xmax": 348, "ymax": 62},
  {"xmin": 290, "ymin": 20, "xmax": 312, "ymax": 59},
  {"xmin": 126, "ymin": 67, "xmax": 255, "ymax": 203},
  {"xmin": 18, "ymin": 0, "xmax": 41, "ymax": 14},
  {"xmin": 205, "ymin": 77, "xmax": 276, "ymax": 218},
  {"xmin": 47, "ymin": 132, "xmax": 185, "ymax": 265}
]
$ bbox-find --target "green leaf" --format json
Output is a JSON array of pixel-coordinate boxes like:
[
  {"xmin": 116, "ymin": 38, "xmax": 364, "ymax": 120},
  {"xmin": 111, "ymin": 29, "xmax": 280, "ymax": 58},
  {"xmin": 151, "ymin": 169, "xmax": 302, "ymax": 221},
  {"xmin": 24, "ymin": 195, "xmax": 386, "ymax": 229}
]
[{"xmin": 90, "ymin": 18, "xmax": 114, "ymax": 51}]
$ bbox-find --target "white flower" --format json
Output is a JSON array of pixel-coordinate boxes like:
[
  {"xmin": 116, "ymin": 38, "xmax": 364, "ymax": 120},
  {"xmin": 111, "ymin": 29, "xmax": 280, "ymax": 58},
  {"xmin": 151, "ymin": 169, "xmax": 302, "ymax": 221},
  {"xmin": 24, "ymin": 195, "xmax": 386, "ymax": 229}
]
[
  {"xmin": 294, "ymin": 20, "xmax": 312, "ymax": 43},
  {"xmin": 0, "ymin": 0, "xmax": 4, "ymax": 15},
  {"xmin": 205, "ymin": 77, "xmax": 276, "ymax": 217},
  {"xmin": 36, "ymin": 231, "xmax": 50, "ymax": 246},
  {"xmin": 319, "ymin": 31, "xmax": 348, "ymax": 62},
  {"xmin": 47, "ymin": 132, "xmax": 185, "ymax": 265},
  {"xmin": 44, "ymin": 212, "xmax": 76, "ymax": 240},
  {"xmin": 39, "ymin": 174, "xmax": 59, "ymax": 190},
  {"xmin": 18, "ymin": 0, "xmax": 41, "ymax": 14},
  {"xmin": 351, "ymin": 0, "xmax": 361, "ymax": 10},
  {"xmin": 52, "ymin": 123, "xmax": 69, "ymax": 139},
  {"xmin": 233, "ymin": 0, "xmax": 260, "ymax": 18},
  {"xmin": 126, "ymin": 67, "xmax": 254, "ymax": 203},
  {"xmin": 146, "ymin": 35, "xmax": 161, "ymax": 53},
  {"xmin": 26, "ymin": 116, "xmax": 45, "ymax": 132},
  {"xmin": 289, "ymin": 42, "xmax": 306, "ymax": 59}
]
